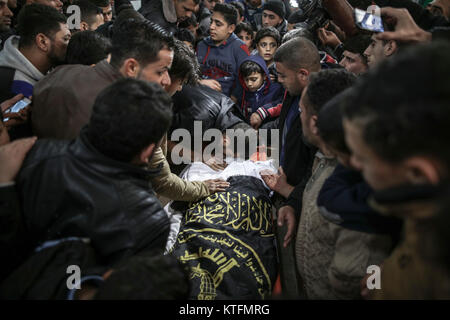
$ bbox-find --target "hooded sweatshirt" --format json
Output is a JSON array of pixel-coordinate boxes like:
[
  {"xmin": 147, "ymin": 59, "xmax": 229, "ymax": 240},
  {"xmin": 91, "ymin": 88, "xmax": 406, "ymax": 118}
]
[
  {"xmin": 232, "ymin": 54, "xmax": 284, "ymax": 121},
  {"xmin": 0, "ymin": 36, "xmax": 44, "ymax": 100},
  {"xmin": 197, "ymin": 32, "xmax": 250, "ymax": 96},
  {"xmin": 317, "ymin": 164, "xmax": 403, "ymax": 238},
  {"xmin": 139, "ymin": 0, "xmax": 178, "ymax": 34}
]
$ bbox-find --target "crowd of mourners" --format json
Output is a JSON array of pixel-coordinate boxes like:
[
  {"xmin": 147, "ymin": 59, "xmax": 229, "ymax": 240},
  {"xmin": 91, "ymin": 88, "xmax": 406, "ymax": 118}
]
[{"xmin": 0, "ymin": 0, "xmax": 449, "ymax": 300}]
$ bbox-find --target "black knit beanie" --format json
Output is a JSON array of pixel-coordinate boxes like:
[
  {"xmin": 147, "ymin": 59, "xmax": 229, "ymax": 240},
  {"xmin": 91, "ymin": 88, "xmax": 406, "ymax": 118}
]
[
  {"xmin": 262, "ymin": 0, "xmax": 286, "ymax": 19},
  {"xmin": 287, "ymin": 9, "xmax": 306, "ymax": 24}
]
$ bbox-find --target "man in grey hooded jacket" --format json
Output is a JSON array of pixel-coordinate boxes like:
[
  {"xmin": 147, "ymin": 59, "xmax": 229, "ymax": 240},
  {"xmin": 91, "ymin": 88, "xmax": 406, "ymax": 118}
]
[
  {"xmin": 0, "ymin": 4, "xmax": 69, "ymax": 103},
  {"xmin": 139, "ymin": 0, "xmax": 199, "ymax": 34}
]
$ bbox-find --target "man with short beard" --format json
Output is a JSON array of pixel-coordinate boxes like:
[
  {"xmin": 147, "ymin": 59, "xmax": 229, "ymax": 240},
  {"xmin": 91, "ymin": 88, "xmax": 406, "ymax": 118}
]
[
  {"xmin": 0, "ymin": 4, "xmax": 70, "ymax": 103},
  {"xmin": 0, "ymin": 0, "xmax": 12, "ymax": 34},
  {"xmin": 0, "ymin": 0, "xmax": 13, "ymax": 50},
  {"xmin": 259, "ymin": 37, "xmax": 320, "ymax": 297}
]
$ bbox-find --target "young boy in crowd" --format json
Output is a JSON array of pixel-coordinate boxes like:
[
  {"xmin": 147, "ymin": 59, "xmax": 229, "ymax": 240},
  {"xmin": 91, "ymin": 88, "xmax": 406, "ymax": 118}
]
[
  {"xmin": 197, "ymin": 3, "xmax": 250, "ymax": 96},
  {"xmin": 254, "ymin": 26, "xmax": 280, "ymax": 81},
  {"xmin": 235, "ymin": 22, "xmax": 255, "ymax": 50},
  {"xmin": 236, "ymin": 26, "xmax": 282, "ymax": 129},
  {"xmin": 230, "ymin": 54, "xmax": 283, "ymax": 128}
]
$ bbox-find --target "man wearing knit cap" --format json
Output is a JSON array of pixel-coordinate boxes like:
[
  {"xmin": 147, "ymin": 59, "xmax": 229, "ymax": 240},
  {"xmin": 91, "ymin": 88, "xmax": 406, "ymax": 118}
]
[
  {"xmin": 254, "ymin": 0, "xmax": 288, "ymax": 37},
  {"xmin": 287, "ymin": 9, "xmax": 305, "ymax": 31}
]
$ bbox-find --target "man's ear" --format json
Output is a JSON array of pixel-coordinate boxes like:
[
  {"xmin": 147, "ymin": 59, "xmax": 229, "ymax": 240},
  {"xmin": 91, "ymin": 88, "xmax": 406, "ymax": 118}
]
[
  {"xmin": 403, "ymin": 156, "xmax": 442, "ymax": 185},
  {"xmin": 120, "ymin": 58, "xmax": 140, "ymax": 78},
  {"xmin": 297, "ymin": 68, "xmax": 309, "ymax": 87},
  {"xmin": 310, "ymin": 114, "xmax": 319, "ymax": 136},
  {"xmin": 384, "ymin": 40, "xmax": 398, "ymax": 57},
  {"xmin": 35, "ymin": 33, "xmax": 51, "ymax": 52},
  {"xmin": 139, "ymin": 143, "xmax": 156, "ymax": 164},
  {"xmin": 80, "ymin": 21, "xmax": 89, "ymax": 31},
  {"xmin": 228, "ymin": 24, "xmax": 236, "ymax": 35}
]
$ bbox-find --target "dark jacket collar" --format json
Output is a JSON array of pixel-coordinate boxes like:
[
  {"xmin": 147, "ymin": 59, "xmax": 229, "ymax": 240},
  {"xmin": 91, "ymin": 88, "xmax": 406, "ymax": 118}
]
[
  {"xmin": 369, "ymin": 183, "xmax": 445, "ymax": 219},
  {"xmin": 93, "ymin": 60, "xmax": 124, "ymax": 84}
]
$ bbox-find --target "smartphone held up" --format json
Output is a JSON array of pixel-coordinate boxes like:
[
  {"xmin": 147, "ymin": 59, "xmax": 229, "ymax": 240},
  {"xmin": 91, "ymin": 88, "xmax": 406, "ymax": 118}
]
[
  {"xmin": 3, "ymin": 97, "xmax": 31, "ymax": 122},
  {"xmin": 354, "ymin": 7, "xmax": 384, "ymax": 33}
]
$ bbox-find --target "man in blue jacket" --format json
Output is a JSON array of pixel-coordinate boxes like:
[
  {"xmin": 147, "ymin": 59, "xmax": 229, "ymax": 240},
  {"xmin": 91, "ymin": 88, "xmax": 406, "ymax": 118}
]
[{"xmin": 197, "ymin": 2, "xmax": 250, "ymax": 96}]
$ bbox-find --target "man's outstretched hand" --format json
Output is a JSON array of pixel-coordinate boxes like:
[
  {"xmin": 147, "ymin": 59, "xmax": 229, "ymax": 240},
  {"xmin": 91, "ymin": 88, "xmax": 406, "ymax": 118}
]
[
  {"xmin": 376, "ymin": 7, "xmax": 432, "ymax": 43},
  {"xmin": 317, "ymin": 27, "xmax": 342, "ymax": 48},
  {"xmin": 204, "ymin": 178, "xmax": 230, "ymax": 193},
  {"xmin": 199, "ymin": 79, "xmax": 222, "ymax": 92},
  {"xmin": 260, "ymin": 167, "xmax": 295, "ymax": 198}
]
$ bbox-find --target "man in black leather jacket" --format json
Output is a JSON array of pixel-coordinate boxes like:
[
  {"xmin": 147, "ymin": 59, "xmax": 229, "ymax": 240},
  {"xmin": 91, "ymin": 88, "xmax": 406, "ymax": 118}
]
[
  {"xmin": 16, "ymin": 78, "xmax": 173, "ymax": 264},
  {"xmin": 0, "ymin": 136, "xmax": 36, "ymax": 282}
]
